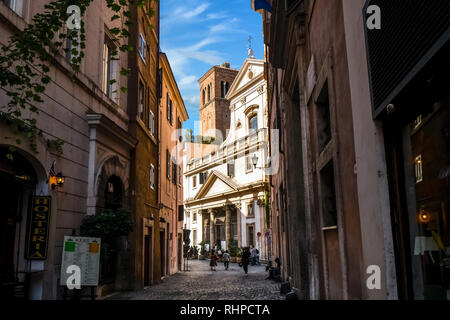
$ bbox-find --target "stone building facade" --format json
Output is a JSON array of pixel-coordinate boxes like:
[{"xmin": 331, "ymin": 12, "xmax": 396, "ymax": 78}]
[
  {"xmin": 257, "ymin": 0, "xmax": 394, "ymax": 300},
  {"xmin": 159, "ymin": 52, "xmax": 188, "ymax": 277},
  {"xmin": 0, "ymin": 0, "xmax": 136, "ymax": 299},
  {"xmin": 256, "ymin": 0, "xmax": 449, "ymax": 300},
  {"xmin": 126, "ymin": 0, "xmax": 161, "ymax": 290},
  {"xmin": 0, "ymin": 0, "xmax": 186, "ymax": 299},
  {"xmin": 184, "ymin": 58, "xmax": 270, "ymax": 260}
]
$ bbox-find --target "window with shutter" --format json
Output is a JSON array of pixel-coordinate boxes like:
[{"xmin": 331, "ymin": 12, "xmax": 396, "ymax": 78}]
[
  {"xmin": 150, "ymin": 164, "xmax": 155, "ymax": 189},
  {"xmin": 166, "ymin": 149, "xmax": 170, "ymax": 179},
  {"xmin": 172, "ymin": 159, "xmax": 177, "ymax": 184},
  {"xmin": 149, "ymin": 110, "xmax": 154, "ymax": 136},
  {"xmin": 138, "ymin": 80, "xmax": 145, "ymax": 120},
  {"xmin": 138, "ymin": 33, "xmax": 146, "ymax": 63},
  {"xmin": 169, "ymin": 100, "xmax": 173, "ymax": 125}
]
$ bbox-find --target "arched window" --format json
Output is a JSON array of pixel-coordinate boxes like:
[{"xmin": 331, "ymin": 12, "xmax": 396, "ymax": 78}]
[
  {"xmin": 202, "ymin": 88, "xmax": 206, "ymax": 106},
  {"xmin": 221, "ymin": 81, "xmax": 230, "ymax": 98},
  {"xmin": 207, "ymin": 83, "xmax": 212, "ymax": 101},
  {"xmin": 249, "ymin": 114, "xmax": 258, "ymax": 131},
  {"xmin": 104, "ymin": 175, "xmax": 123, "ymax": 211}
]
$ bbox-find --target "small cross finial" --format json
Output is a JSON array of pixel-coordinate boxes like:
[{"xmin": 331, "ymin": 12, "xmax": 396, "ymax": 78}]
[{"xmin": 248, "ymin": 35, "xmax": 255, "ymax": 58}]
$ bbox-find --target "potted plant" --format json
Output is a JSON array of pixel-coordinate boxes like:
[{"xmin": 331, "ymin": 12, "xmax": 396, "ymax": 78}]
[
  {"xmin": 198, "ymin": 241, "xmax": 208, "ymax": 260},
  {"xmin": 228, "ymin": 240, "xmax": 239, "ymax": 263},
  {"xmin": 236, "ymin": 247, "xmax": 243, "ymax": 264}
]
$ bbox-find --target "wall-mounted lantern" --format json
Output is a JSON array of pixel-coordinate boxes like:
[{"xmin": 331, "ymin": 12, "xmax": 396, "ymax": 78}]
[
  {"xmin": 418, "ymin": 210, "xmax": 432, "ymax": 224},
  {"xmin": 50, "ymin": 172, "xmax": 65, "ymax": 190}
]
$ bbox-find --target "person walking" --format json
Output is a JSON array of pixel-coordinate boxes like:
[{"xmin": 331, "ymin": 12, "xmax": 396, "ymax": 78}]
[
  {"xmin": 209, "ymin": 250, "xmax": 218, "ymax": 271},
  {"xmin": 241, "ymin": 247, "xmax": 251, "ymax": 274},
  {"xmin": 222, "ymin": 250, "xmax": 231, "ymax": 270},
  {"xmin": 250, "ymin": 246, "xmax": 258, "ymax": 266}
]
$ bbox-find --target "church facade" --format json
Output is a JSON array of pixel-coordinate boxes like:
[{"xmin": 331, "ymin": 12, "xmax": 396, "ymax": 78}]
[{"xmin": 183, "ymin": 58, "xmax": 271, "ymax": 260}]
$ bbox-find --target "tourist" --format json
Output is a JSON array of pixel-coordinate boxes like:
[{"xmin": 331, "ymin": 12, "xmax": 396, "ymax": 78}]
[
  {"xmin": 209, "ymin": 250, "xmax": 218, "ymax": 271},
  {"xmin": 241, "ymin": 247, "xmax": 251, "ymax": 274},
  {"xmin": 222, "ymin": 250, "xmax": 231, "ymax": 270},
  {"xmin": 250, "ymin": 246, "xmax": 258, "ymax": 265}
]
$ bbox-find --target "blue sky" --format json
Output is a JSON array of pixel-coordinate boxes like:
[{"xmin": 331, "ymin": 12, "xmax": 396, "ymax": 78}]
[{"xmin": 160, "ymin": 0, "xmax": 264, "ymax": 134}]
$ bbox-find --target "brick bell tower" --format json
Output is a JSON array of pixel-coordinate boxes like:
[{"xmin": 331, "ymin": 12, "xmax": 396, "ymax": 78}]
[{"xmin": 198, "ymin": 62, "xmax": 239, "ymax": 142}]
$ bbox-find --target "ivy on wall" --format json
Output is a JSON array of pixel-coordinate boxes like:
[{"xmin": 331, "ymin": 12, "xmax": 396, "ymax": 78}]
[{"xmin": 0, "ymin": 0, "xmax": 157, "ymax": 159}]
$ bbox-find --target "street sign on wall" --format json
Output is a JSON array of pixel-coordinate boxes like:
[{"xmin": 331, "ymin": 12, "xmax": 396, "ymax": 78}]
[
  {"xmin": 60, "ymin": 236, "xmax": 101, "ymax": 287},
  {"xmin": 26, "ymin": 196, "xmax": 51, "ymax": 260}
]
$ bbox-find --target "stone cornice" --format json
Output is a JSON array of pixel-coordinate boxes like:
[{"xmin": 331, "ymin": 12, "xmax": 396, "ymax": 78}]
[
  {"xmin": 184, "ymin": 182, "xmax": 268, "ymax": 208},
  {"xmin": 86, "ymin": 114, "xmax": 137, "ymax": 149}
]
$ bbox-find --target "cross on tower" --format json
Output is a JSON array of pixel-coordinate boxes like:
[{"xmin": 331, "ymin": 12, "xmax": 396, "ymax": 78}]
[{"xmin": 248, "ymin": 35, "xmax": 255, "ymax": 58}]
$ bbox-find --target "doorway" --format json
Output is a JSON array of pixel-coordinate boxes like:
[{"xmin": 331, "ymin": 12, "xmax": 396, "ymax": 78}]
[
  {"xmin": 0, "ymin": 148, "xmax": 36, "ymax": 299},
  {"xmin": 160, "ymin": 230, "xmax": 165, "ymax": 277},
  {"xmin": 144, "ymin": 227, "xmax": 152, "ymax": 286},
  {"xmin": 177, "ymin": 236, "xmax": 182, "ymax": 271}
]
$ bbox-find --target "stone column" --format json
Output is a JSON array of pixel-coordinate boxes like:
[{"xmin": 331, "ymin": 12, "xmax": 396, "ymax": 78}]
[
  {"xmin": 236, "ymin": 203, "xmax": 242, "ymax": 248},
  {"xmin": 225, "ymin": 206, "xmax": 231, "ymax": 249},
  {"xmin": 209, "ymin": 209, "xmax": 215, "ymax": 249}
]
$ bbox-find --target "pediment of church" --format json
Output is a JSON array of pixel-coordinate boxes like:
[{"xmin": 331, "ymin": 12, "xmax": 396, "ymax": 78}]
[
  {"xmin": 194, "ymin": 170, "xmax": 240, "ymax": 200},
  {"xmin": 226, "ymin": 58, "xmax": 264, "ymax": 99}
]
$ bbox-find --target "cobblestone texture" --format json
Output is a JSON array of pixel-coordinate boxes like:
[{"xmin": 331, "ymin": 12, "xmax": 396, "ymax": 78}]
[{"xmin": 108, "ymin": 259, "xmax": 283, "ymax": 300}]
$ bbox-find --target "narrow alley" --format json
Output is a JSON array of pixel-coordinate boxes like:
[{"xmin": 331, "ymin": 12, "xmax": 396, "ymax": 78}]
[{"xmin": 106, "ymin": 260, "xmax": 283, "ymax": 300}]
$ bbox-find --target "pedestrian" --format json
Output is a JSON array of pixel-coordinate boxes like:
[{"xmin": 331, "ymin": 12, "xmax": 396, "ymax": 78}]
[
  {"xmin": 209, "ymin": 250, "xmax": 218, "ymax": 271},
  {"xmin": 222, "ymin": 250, "xmax": 231, "ymax": 270},
  {"xmin": 241, "ymin": 247, "xmax": 251, "ymax": 274},
  {"xmin": 250, "ymin": 246, "xmax": 258, "ymax": 266}
]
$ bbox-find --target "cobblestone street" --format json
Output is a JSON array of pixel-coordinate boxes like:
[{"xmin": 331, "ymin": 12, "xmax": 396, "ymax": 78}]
[{"xmin": 107, "ymin": 260, "xmax": 283, "ymax": 300}]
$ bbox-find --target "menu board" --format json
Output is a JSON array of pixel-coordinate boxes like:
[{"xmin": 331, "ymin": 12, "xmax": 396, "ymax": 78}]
[{"xmin": 60, "ymin": 236, "xmax": 101, "ymax": 287}]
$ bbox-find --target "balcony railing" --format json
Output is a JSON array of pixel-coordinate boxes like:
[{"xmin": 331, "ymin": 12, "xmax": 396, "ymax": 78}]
[{"xmin": 186, "ymin": 128, "xmax": 268, "ymax": 172}]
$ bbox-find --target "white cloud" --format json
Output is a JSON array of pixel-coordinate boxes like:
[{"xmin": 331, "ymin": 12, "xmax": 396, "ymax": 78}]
[
  {"xmin": 181, "ymin": 3, "xmax": 210, "ymax": 19},
  {"xmin": 179, "ymin": 75, "xmax": 197, "ymax": 87},
  {"xmin": 186, "ymin": 95, "xmax": 199, "ymax": 105}
]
